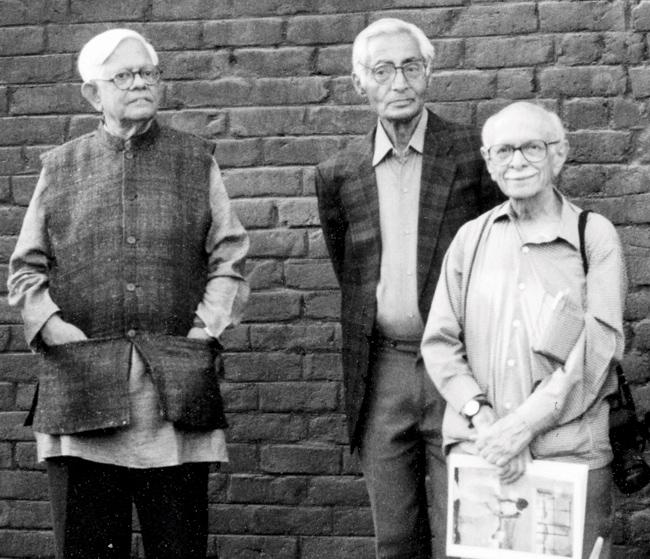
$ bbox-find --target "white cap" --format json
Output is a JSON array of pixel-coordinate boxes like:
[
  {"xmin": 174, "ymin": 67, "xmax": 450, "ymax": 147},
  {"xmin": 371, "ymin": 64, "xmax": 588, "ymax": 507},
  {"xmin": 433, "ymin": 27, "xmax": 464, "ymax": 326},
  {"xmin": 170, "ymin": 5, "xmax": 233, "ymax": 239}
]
[{"xmin": 77, "ymin": 28, "xmax": 159, "ymax": 82}]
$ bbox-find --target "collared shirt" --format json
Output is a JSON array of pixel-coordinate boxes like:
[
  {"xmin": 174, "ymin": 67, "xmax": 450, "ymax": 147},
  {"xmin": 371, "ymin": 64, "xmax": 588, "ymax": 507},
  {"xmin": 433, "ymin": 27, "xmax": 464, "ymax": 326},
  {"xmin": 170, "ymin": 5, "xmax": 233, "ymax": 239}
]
[
  {"xmin": 422, "ymin": 193, "xmax": 626, "ymax": 468},
  {"xmin": 9, "ymin": 123, "xmax": 249, "ymax": 468},
  {"xmin": 374, "ymin": 110, "xmax": 428, "ymax": 340}
]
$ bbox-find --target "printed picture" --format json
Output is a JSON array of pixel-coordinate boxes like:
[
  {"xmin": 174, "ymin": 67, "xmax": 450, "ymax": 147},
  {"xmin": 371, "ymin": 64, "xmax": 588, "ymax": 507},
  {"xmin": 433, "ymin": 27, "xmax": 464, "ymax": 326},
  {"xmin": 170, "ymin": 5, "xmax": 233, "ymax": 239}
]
[{"xmin": 447, "ymin": 453, "xmax": 588, "ymax": 559}]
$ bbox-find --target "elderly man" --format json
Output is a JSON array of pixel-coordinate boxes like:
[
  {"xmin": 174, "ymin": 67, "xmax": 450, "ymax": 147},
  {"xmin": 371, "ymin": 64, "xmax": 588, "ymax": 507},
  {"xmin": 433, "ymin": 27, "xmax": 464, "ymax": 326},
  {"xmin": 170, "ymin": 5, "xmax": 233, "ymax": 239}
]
[
  {"xmin": 316, "ymin": 18, "xmax": 500, "ymax": 558},
  {"xmin": 421, "ymin": 101, "xmax": 626, "ymax": 559},
  {"xmin": 7, "ymin": 29, "xmax": 248, "ymax": 558}
]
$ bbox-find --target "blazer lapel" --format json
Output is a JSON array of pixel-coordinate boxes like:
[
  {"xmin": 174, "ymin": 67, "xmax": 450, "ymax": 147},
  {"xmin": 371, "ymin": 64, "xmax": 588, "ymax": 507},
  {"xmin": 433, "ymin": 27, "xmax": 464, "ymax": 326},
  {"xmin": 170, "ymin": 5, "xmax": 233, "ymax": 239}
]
[{"xmin": 417, "ymin": 110, "xmax": 458, "ymax": 299}]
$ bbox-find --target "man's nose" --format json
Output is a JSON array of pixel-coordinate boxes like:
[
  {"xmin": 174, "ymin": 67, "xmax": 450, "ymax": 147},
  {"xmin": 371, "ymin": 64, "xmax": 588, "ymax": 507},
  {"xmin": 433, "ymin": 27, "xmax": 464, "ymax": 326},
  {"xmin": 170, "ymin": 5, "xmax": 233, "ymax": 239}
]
[
  {"xmin": 391, "ymin": 68, "xmax": 409, "ymax": 89},
  {"xmin": 130, "ymin": 71, "xmax": 147, "ymax": 89},
  {"xmin": 509, "ymin": 148, "xmax": 528, "ymax": 167}
]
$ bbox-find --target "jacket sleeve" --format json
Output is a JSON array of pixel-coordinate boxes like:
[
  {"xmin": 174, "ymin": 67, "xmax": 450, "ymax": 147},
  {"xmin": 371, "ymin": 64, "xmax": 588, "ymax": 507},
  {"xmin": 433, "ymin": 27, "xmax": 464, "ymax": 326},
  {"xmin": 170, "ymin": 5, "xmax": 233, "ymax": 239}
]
[
  {"xmin": 315, "ymin": 163, "xmax": 347, "ymax": 285},
  {"xmin": 7, "ymin": 165, "xmax": 60, "ymax": 347}
]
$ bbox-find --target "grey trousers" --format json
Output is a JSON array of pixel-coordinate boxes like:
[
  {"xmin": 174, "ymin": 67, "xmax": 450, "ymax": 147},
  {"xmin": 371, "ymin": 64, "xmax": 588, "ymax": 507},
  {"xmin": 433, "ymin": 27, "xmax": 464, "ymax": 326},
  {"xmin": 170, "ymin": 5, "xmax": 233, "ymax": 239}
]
[{"xmin": 359, "ymin": 343, "xmax": 448, "ymax": 559}]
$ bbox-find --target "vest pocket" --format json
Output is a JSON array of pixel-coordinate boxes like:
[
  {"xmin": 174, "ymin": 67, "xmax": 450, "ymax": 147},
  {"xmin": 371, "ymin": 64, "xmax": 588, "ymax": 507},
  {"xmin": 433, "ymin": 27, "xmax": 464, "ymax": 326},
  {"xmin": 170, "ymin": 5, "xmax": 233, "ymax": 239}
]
[
  {"xmin": 34, "ymin": 338, "xmax": 131, "ymax": 434},
  {"xmin": 136, "ymin": 334, "xmax": 228, "ymax": 431}
]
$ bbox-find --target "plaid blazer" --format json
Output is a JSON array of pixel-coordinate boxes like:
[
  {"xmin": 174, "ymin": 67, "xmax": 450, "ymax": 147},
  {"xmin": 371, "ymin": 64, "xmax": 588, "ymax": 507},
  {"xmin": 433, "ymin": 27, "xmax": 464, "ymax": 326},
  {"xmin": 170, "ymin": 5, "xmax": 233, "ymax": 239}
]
[{"xmin": 315, "ymin": 109, "xmax": 501, "ymax": 450}]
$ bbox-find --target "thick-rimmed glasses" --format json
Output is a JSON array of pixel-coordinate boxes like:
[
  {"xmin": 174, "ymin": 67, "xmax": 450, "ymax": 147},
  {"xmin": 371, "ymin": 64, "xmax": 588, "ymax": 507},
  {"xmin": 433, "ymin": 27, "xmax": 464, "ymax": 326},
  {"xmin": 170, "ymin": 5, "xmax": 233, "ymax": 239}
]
[
  {"xmin": 361, "ymin": 60, "xmax": 427, "ymax": 84},
  {"xmin": 95, "ymin": 66, "xmax": 161, "ymax": 90},
  {"xmin": 485, "ymin": 140, "xmax": 561, "ymax": 165}
]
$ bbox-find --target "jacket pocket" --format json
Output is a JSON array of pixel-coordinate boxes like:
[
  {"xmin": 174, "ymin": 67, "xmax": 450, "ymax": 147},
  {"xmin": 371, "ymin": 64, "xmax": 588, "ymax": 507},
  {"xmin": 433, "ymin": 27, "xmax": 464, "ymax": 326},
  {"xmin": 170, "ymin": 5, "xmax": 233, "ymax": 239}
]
[
  {"xmin": 34, "ymin": 337, "xmax": 131, "ymax": 434},
  {"xmin": 137, "ymin": 334, "xmax": 228, "ymax": 431}
]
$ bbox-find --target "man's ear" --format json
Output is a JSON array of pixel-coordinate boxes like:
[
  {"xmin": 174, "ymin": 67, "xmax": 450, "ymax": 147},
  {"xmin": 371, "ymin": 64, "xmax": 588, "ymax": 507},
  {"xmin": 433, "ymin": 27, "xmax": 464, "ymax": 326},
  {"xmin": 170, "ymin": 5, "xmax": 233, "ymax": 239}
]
[
  {"xmin": 351, "ymin": 72, "xmax": 366, "ymax": 97},
  {"xmin": 81, "ymin": 82, "xmax": 102, "ymax": 112},
  {"xmin": 480, "ymin": 147, "xmax": 499, "ymax": 182},
  {"xmin": 551, "ymin": 139, "xmax": 569, "ymax": 176}
]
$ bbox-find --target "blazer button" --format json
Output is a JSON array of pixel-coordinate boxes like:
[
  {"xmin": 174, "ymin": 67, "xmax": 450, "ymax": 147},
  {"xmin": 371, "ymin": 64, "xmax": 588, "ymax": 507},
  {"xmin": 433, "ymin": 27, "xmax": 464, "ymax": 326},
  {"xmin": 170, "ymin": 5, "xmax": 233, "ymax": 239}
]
[
  {"xmin": 126, "ymin": 236, "xmax": 136, "ymax": 245},
  {"xmin": 127, "ymin": 329, "xmax": 136, "ymax": 338},
  {"xmin": 126, "ymin": 283, "xmax": 136, "ymax": 292}
]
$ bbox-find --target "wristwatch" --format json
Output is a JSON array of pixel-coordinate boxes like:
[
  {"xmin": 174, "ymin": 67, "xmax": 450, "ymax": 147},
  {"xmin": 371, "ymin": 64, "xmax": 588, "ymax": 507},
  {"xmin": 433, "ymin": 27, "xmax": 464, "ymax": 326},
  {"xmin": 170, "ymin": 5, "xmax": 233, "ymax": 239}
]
[{"xmin": 461, "ymin": 396, "xmax": 492, "ymax": 428}]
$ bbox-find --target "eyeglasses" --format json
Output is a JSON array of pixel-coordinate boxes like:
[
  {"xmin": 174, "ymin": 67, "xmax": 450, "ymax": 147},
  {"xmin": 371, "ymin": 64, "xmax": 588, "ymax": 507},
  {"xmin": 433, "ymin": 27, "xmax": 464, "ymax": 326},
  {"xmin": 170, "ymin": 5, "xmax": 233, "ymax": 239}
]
[
  {"xmin": 485, "ymin": 140, "xmax": 561, "ymax": 165},
  {"xmin": 361, "ymin": 60, "xmax": 427, "ymax": 84},
  {"xmin": 96, "ymin": 66, "xmax": 161, "ymax": 90}
]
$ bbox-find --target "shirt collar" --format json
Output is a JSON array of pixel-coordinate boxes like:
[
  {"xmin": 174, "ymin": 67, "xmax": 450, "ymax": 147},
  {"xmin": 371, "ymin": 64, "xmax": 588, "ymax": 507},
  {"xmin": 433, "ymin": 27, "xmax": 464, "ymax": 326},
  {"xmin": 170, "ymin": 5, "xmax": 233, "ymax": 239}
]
[
  {"xmin": 98, "ymin": 118, "xmax": 160, "ymax": 152},
  {"xmin": 372, "ymin": 109, "xmax": 428, "ymax": 167},
  {"xmin": 494, "ymin": 190, "xmax": 581, "ymax": 250}
]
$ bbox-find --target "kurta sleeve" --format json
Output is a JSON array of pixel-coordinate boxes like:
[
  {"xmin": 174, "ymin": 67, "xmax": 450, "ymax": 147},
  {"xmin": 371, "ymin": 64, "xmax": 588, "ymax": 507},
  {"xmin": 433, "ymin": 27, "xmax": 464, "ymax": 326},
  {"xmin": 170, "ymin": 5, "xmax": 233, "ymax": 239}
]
[
  {"xmin": 514, "ymin": 213, "xmax": 626, "ymax": 435},
  {"xmin": 7, "ymin": 164, "xmax": 61, "ymax": 347},
  {"xmin": 421, "ymin": 222, "xmax": 486, "ymax": 413},
  {"xmin": 194, "ymin": 157, "xmax": 250, "ymax": 339}
]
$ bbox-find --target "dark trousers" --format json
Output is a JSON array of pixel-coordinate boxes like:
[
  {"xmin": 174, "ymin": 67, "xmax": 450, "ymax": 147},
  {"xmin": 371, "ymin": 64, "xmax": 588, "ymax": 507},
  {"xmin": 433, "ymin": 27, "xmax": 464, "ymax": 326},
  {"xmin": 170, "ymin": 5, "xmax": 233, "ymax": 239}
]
[
  {"xmin": 359, "ymin": 343, "xmax": 448, "ymax": 559},
  {"xmin": 46, "ymin": 457, "xmax": 209, "ymax": 559}
]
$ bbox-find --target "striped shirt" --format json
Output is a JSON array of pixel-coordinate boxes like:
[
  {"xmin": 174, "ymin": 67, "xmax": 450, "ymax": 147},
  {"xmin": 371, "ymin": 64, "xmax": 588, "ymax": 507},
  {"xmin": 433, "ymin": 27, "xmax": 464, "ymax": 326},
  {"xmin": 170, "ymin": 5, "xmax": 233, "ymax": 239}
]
[{"xmin": 421, "ymin": 193, "xmax": 626, "ymax": 468}]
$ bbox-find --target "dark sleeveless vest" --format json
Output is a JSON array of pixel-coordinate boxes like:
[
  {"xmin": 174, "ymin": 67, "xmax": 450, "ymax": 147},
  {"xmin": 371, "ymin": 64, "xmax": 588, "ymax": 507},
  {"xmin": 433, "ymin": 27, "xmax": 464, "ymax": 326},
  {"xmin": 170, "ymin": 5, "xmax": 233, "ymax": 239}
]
[
  {"xmin": 42, "ymin": 121, "xmax": 213, "ymax": 338},
  {"xmin": 31, "ymin": 121, "xmax": 228, "ymax": 434}
]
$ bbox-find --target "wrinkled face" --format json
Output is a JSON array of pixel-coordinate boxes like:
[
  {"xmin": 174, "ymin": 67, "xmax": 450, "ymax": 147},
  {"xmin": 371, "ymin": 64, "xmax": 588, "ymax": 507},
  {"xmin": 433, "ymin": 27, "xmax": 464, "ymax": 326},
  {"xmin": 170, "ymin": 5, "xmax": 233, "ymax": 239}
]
[
  {"xmin": 93, "ymin": 38, "xmax": 161, "ymax": 127},
  {"xmin": 482, "ymin": 108, "xmax": 566, "ymax": 202},
  {"xmin": 353, "ymin": 31, "xmax": 429, "ymax": 124}
]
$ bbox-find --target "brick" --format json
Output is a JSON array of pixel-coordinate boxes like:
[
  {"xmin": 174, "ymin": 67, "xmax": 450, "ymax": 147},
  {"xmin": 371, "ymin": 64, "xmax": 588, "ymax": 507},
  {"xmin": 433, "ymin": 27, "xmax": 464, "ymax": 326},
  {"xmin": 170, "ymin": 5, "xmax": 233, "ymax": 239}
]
[
  {"xmin": 220, "ymin": 325, "xmax": 250, "ymax": 352},
  {"xmin": 540, "ymin": 66, "xmax": 626, "ymax": 97},
  {"xmin": 0, "ymin": 55, "xmax": 75, "ymax": 84},
  {"xmin": 333, "ymin": 508, "xmax": 374, "ymax": 535},
  {"xmin": 69, "ymin": 0, "xmax": 146, "ymax": 22},
  {"xmin": 308, "ymin": 229, "xmax": 330, "ymax": 259},
  {"xmin": 228, "ymin": 474, "xmax": 307, "ymax": 504},
  {"xmin": 630, "ymin": 67, "xmax": 650, "ymax": 99},
  {"xmin": 142, "ymin": 22, "xmax": 203, "ymax": 50},
  {"xmin": 210, "ymin": 503, "xmax": 332, "ymax": 535},
  {"xmin": 633, "ymin": 1, "xmax": 650, "ymax": 31},
  {"xmin": 248, "ymin": 229, "xmax": 306, "ymax": 258},
  {"xmin": 250, "ymin": 324, "xmax": 340, "ymax": 352},
  {"xmin": 10, "ymin": 84, "xmax": 88, "ymax": 115},
  {"xmin": 14, "ymin": 442, "xmax": 40, "ymax": 470},
  {"xmin": 428, "ymin": 102, "xmax": 473, "ymax": 126},
  {"xmin": 307, "ymin": 106, "xmax": 375, "ymax": 135},
  {"xmin": 220, "ymin": 443, "xmax": 259, "ymax": 474},
  {"xmin": 0, "ymin": 148, "xmax": 26, "ymax": 175},
  {"xmin": 633, "ymin": 319, "xmax": 650, "ymax": 352},
  {"xmin": 330, "ymin": 76, "xmax": 364, "ymax": 105},
  {"xmin": 452, "ymin": 3, "xmax": 537, "ymax": 36},
  {"xmin": 277, "ymin": 198, "xmax": 319, "ymax": 227},
  {"xmin": 567, "ymin": 131, "xmax": 630, "ymax": 164},
  {"xmin": 25, "ymin": 145, "xmax": 53, "ymax": 173},
  {"xmin": 612, "ymin": 99, "xmax": 648, "ymax": 130},
  {"xmin": 243, "ymin": 291, "xmax": 302, "ymax": 322},
  {"xmin": 556, "ymin": 34, "xmax": 601, "ymax": 66},
  {"xmin": 431, "ymin": 39, "xmax": 464, "ymax": 70},
  {"xmin": 317, "ymin": 45, "xmax": 353, "ymax": 75},
  {"xmin": 221, "ymin": 383, "xmax": 258, "ymax": 412},
  {"xmin": 223, "ymin": 352, "xmax": 302, "ymax": 382},
  {"xmin": 46, "ymin": 22, "xmax": 120, "ymax": 54},
  {"xmin": 251, "ymin": 77, "xmax": 329, "ymax": 105},
  {"xmin": 161, "ymin": 109, "xmax": 226, "ymax": 138},
  {"xmin": 0, "ymin": 117, "xmax": 66, "ymax": 147},
  {"xmin": 213, "ymin": 139, "xmax": 261, "ymax": 167},
  {"xmin": 228, "ymin": 413, "xmax": 307, "ymax": 442},
  {"xmin": 466, "ymin": 36, "xmax": 553, "ymax": 68},
  {"xmin": 231, "ymin": 199, "xmax": 276, "ymax": 228},
  {"xmin": 563, "ymin": 99, "xmax": 609, "ymax": 130},
  {"xmin": 152, "ymin": 0, "xmax": 232, "ymax": 20},
  {"xmin": 0, "ymin": 442, "xmax": 10, "ymax": 468},
  {"xmin": 0, "ymin": 0, "xmax": 68, "ymax": 25},
  {"xmin": 286, "ymin": 14, "xmax": 365, "ymax": 45},
  {"xmin": 0, "ymin": 207, "xmax": 26, "ymax": 236},
  {"xmin": 0, "ymin": 383, "xmax": 15, "ymax": 410},
  {"xmin": 204, "ymin": 18, "xmax": 283, "ymax": 48},
  {"xmin": 304, "ymin": 353, "xmax": 342, "ymax": 382},
  {"xmin": 260, "ymin": 445, "xmax": 340, "ymax": 475},
  {"xmin": 216, "ymin": 535, "xmax": 298, "ymax": 559},
  {"xmin": 0, "ymin": 530, "xmax": 54, "ymax": 557},
  {"xmin": 602, "ymin": 33, "xmax": 645, "ymax": 65},
  {"xmin": 0, "ymin": 500, "xmax": 51, "ymax": 528},
  {"xmin": 285, "ymin": 260, "xmax": 338, "ymax": 289},
  {"xmin": 0, "ymin": 470, "xmax": 48, "ymax": 499},
  {"xmin": 0, "ymin": 26, "xmax": 44, "ymax": 55},
  {"xmin": 263, "ymin": 136, "xmax": 347, "ymax": 165},
  {"xmin": 307, "ymin": 414, "xmax": 347, "ymax": 444},
  {"xmin": 496, "ymin": 69, "xmax": 534, "ymax": 99},
  {"xmin": 15, "ymin": 383, "xmax": 34, "ymax": 410},
  {"xmin": 578, "ymin": 193, "xmax": 650, "ymax": 225},
  {"xmin": 232, "ymin": 47, "xmax": 314, "ymax": 77},
  {"xmin": 302, "ymin": 167, "xmax": 316, "ymax": 196},
  {"xmin": 301, "ymin": 536, "xmax": 374, "ymax": 559},
  {"xmin": 0, "ymin": 353, "xmax": 40, "ymax": 383},
  {"xmin": 539, "ymin": 1, "xmax": 625, "ymax": 32},
  {"xmin": 68, "ymin": 115, "xmax": 99, "ymax": 139},
  {"xmin": 244, "ymin": 259, "xmax": 284, "ymax": 290},
  {"xmin": 259, "ymin": 382, "xmax": 338, "ymax": 412},
  {"xmin": 0, "ymin": 411, "xmax": 31, "ymax": 441},
  {"xmin": 0, "ymin": 177, "xmax": 10, "ymax": 203},
  {"xmin": 428, "ymin": 70, "xmax": 496, "ymax": 102},
  {"xmin": 0, "ymin": 87, "xmax": 7, "ymax": 114},
  {"xmin": 223, "ymin": 167, "xmax": 303, "ymax": 198},
  {"xmin": 230, "ymin": 107, "xmax": 306, "ymax": 137},
  {"xmin": 158, "ymin": 51, "xmax": 229, "ymax": 80},
  {"xmin": 166, "ymin": 79, "xmax": 253, "ymax": 109},
  {"xmin": 625, "ymin": 290, "xmax": 650, "ymax": 321},
  {"xmin": 373, "ymin": 8, "xmax": 462, "ymax": 37}
]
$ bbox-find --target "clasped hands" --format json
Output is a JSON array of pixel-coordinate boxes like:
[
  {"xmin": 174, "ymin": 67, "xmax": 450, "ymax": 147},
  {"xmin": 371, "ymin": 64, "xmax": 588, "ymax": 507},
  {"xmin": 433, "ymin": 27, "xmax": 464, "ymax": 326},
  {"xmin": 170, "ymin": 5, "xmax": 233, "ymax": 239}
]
[
  {"xmin": 40, "ymin": 314, "xmax": 212, "ymax": 346},
  {"xmin": 470, "ymin": 405, "xmax": 534, "ymax": 484}
]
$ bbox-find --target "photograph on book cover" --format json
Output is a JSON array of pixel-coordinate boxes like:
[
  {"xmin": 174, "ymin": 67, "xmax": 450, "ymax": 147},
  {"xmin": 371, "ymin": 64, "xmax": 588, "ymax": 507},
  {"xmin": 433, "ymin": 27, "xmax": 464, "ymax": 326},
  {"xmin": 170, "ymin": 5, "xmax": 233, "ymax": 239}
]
[{"xmin": 447, "ymin": 453, "xmax": 588, "ymax": 559}]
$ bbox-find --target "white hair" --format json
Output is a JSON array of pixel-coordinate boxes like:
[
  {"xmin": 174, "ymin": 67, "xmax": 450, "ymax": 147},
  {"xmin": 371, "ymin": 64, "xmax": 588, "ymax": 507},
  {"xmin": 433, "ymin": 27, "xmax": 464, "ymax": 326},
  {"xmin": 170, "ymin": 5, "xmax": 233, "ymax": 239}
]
[
  {"xmin": 77, "ymin": 28, "xmax": 158, "ymax": 83},
  {"xmin": 482, "ymin": 101, "xmax": 567, "ymax": 145},
  {"xmin": 352, "ymin": 18, "xmax": 434, "ymax": 84}
]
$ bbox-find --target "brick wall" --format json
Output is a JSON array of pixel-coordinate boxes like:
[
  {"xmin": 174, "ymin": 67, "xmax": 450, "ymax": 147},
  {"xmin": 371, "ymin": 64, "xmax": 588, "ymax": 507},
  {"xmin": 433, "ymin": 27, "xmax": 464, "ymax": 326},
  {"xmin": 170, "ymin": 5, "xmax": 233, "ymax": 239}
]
[{"xmin": 1, "ymin": 0, "xmax": 650, "ymax": 557}]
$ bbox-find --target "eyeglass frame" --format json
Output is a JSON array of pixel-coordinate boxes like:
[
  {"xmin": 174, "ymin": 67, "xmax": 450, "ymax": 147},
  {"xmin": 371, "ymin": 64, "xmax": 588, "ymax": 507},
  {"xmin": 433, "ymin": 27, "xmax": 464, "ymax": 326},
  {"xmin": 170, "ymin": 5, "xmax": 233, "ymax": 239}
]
[
  {"xmin": 93, "ymin": 66, "xmax": 162, "ymax": 90},
  {"xmin": 484, "ymin": 140, "xmax": 562, "ymax": 165},
  {"xmin": 359, "ymin": 58, "xmax": 428, "ymax": 85}
]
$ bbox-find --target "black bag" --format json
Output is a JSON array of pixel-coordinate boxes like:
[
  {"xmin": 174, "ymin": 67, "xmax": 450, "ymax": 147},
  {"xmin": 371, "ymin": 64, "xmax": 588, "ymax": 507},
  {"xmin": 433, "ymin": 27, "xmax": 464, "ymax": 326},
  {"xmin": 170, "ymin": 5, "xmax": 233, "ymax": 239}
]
[{"xmin": 579, "ymin": 210, "xmax": 650, "ymax": 494}]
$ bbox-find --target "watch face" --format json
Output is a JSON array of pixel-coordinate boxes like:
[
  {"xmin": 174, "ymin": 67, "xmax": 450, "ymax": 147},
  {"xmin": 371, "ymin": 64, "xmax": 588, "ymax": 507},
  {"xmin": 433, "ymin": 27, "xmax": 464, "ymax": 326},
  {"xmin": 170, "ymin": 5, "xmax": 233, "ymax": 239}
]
[{"xmin": 463, "ymin": 399, "xmax": 480, "ymax": 417}]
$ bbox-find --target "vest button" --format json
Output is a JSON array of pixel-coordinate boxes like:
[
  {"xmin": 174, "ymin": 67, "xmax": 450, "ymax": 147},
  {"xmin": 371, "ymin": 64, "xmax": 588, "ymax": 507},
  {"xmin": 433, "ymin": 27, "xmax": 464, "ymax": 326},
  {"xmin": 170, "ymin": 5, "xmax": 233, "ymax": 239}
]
[
  {"xmin": 127, "ymin": 329, "xmax": 136, "ymax": 338},
  {"xmin": 125, "ymin": 152, "xmax": 134, "ymax": 160},
  {"xmin": 126, "ymin": 236, "xmax": 136, "ymax": 245},
  {"xmin": 126, "ymin": 283, "xmax": 136, "ymax": 292}
]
